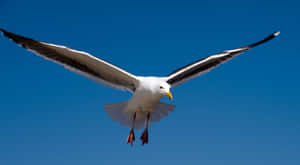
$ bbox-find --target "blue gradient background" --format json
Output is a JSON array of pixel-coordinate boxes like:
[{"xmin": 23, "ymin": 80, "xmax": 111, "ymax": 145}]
[{"xmin": 0, "ymin": 0, "xmax": 299, "ymax": 164}]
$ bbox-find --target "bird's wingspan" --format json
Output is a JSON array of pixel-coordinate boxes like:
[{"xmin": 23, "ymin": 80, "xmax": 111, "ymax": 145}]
[
  {"xmin": 166, "ymin": 31, "xmax": 280, "ymax": 88},
  {"xmin": 0, "ymin": 29, "xmax": 139, "ymax": 92}
]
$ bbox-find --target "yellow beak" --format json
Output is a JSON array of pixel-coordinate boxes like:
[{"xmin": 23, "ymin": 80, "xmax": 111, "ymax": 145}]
[{"xmin": 165, "ymin": 91, "xmax": 173, "ymax": 100}]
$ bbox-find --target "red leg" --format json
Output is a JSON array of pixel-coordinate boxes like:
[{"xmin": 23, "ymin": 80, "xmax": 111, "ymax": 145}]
[
  {"xmin": 126, "ymin": 113, "xmax": 136, "ymax": 146},
  {"xmin": 126, "ymin": 128, "xmax": 135, "ymax": 146},
  {"xmin": 140, "ymin": 113, "xmax": 150, "ymax": 145}
]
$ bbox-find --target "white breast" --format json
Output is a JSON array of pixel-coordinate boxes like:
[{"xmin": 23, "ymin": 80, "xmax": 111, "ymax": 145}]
[{"xmin": 125, "ymin": 77, "xmax": 164, "ymax": 114}]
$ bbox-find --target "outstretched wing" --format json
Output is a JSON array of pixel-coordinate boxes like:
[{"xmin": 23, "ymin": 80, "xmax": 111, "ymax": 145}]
[
  {"xmin": 0, "ymin": 29, "xmax": 139, "ymax": 92},
  {"xmin": 166, "ymin": 31, "xmax": 280, "ymax": 88}
]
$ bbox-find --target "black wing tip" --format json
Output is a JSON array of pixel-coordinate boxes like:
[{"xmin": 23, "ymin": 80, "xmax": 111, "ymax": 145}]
[
  {"xmin": 0, "ymin": 28, "xmax": 8, "ymax": 35},
  {"xmin": 248, "ymin": 30, "xmax": 280, "ymax": 48},
  {"xmin": 0, "ymin": 29, "xmax": 37, "ymax": 50},
  {"xmin": 0, "ymin": 28, "xmax": 15, "ymax": 39},
  {"xmin": 0, "ymin": 28, "xmax": 12, "ymax": 35}
]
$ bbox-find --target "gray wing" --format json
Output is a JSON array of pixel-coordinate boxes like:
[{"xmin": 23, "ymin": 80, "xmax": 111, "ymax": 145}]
[
  {"xmin": 1, "ymin": 29, "xmax": 139, "ymax": 92},
  {"xmin": 166, "ymin": 31, "xmax": 280, "ymax": 88}
]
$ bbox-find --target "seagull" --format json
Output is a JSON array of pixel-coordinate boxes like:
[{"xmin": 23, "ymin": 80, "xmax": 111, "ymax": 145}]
[{"xmin": 0, "ymin": 29, "xmax": 279, "ymax": 145}]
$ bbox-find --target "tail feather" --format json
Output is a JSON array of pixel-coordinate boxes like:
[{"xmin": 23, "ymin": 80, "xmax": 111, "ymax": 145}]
[
  {"xmin": 151, "ymin": 102, "xmax": 175, "ymax": 122},
  {"xmin": 104, "ymin": 102, "xmax": 129, "ymax": 126},
  {"xmin": 104, "ymin": 101, "xmax": 175, "ymax": 129}
]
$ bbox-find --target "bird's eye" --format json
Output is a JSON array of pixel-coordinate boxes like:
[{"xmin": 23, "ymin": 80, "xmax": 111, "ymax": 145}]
[{"xmin": 160, "ymin": 86, "xmax": 164, "ymax": 89}]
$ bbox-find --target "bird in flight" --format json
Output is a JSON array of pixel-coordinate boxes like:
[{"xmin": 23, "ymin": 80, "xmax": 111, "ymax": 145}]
[{"xmin": 0, "ymin": 29, "xmax": 279, "ymax": 146}]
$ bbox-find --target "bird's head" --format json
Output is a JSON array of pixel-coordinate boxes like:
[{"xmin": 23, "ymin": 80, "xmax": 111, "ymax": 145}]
[{"xmin": 158, "ymin": 82, "xmax": 172, "ymax": 100}]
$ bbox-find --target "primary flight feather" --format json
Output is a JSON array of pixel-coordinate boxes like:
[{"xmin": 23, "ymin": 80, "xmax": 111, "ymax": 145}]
[{"xmin": 0, "ymin": 28, "xmax": 279, "ymax": 146}]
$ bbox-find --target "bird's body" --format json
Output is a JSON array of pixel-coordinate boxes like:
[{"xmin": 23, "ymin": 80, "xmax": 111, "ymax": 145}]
[
  {"xmin": 105, "ymin": 77, "xmax": 174, "ymax": 129},
  {"xmin": 128, "ymin": 77, "xmax": 169, "ymax": 111},
  {"xmin": 127, "ymin": 77, "xmax": 163, "ymax": 114},
  {"xmin": 0, "ymin": 28, "xmax": 279, "ymax": 146}
]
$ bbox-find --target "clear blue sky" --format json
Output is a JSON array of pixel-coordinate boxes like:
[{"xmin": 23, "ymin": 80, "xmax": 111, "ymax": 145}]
[{"xmin": 0, "ymin": 0, "xmax": 299, "ymax": 164}]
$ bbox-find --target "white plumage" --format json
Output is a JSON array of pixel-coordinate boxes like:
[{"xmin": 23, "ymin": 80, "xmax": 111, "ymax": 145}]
[{"xmin": 0, "ymin": 28, "xmax": 279, "ymax": 145}]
